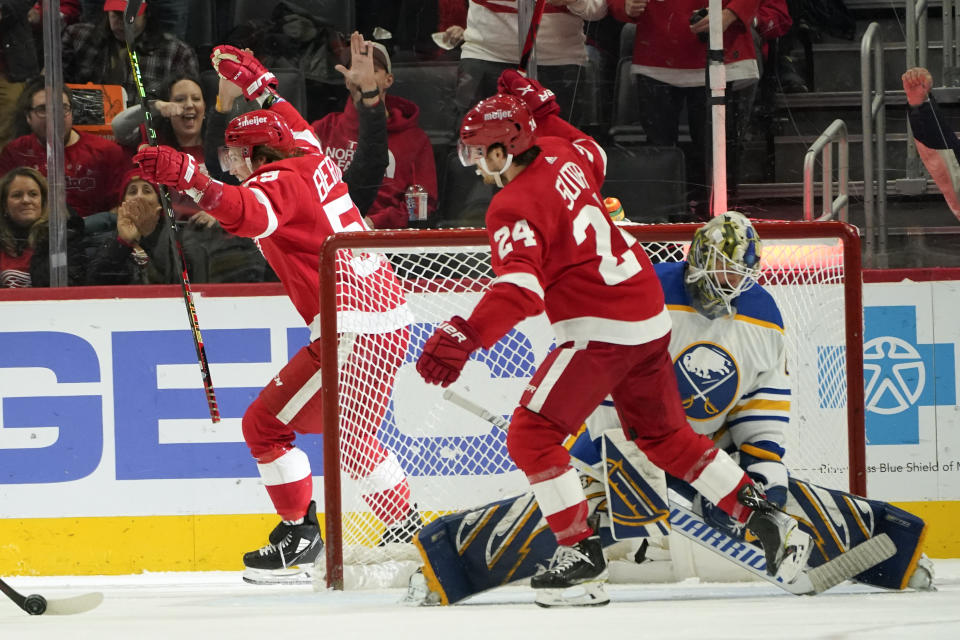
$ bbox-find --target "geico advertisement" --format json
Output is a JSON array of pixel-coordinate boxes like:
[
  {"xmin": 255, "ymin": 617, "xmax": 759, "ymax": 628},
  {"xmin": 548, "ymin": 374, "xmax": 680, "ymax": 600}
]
[
  {"xmin": 0, "ymin": 281, "xmax": 958, "ymax": 519},
  {"xmin": 0, "ymin": 291, "xmax": 548, "ymax": 518}
]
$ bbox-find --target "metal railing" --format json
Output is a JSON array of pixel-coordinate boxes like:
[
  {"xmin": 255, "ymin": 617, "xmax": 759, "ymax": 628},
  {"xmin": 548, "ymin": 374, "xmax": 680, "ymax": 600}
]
[
  {"xmin": 903, "ymin": 0, "xmax": 930, "ymax": 188},
  {"xmin": 941, "ymin": 0, "xmax": 960, "ymax": 84},
  {"xmin": 861, "ymin": 22, "xmax": 887, "ymax": 268},
  {"xmin": 803, "ymin": 119, "xmax": 849, "ymax": 221}
]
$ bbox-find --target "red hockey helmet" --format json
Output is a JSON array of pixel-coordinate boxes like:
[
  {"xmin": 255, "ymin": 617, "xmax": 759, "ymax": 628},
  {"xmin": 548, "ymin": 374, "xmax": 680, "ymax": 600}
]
[
  {"xmin": 224, "ymin": 109, "xmax": 297, "ymax": 156},
  {"xmin": 458, "ymin": 94, "xmax": 536, "ymax": 168}
]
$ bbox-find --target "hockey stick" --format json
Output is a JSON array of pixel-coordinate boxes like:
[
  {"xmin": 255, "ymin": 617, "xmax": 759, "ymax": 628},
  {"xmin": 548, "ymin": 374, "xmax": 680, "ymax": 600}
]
[
  {"xmin": 667, "ymin": 492, "xmax": 897, "ymax": 595},
  {"xmin": 442, "ymin": 389, "xmax": 601, "ymax": 483},
  {"xmin": 0, "ymin": 577, "xmax": 103, "ymax": 615},
  {"xmin": 443, "ymin": 390, "xmax": 899, "ymax": 594},
  {"xmin": 518, "ymin": 0, "xmax": 548, "ymax": 76},
  {"xmin": 123, "ymin": 0, "xmax": 220, "ymax": 423}
]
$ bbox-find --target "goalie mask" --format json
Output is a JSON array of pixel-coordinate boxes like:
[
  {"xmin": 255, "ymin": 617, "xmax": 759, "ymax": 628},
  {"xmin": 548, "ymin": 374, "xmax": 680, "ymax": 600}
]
[
  {"xmin": 458, "ymin": 94, "xmax": 536, "ymax": 187},
  {"xmin": 685, "ymin": 211, "xmax": 762, "ymax": 318}
]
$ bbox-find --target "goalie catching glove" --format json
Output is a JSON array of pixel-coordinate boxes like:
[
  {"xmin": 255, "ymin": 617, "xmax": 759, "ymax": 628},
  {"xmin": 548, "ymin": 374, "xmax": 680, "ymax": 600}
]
[
  {"xmin": 134, "ymin": 146, "xmax": 223, "ymax": 209},
  {"xmin": 211, "ymin": 45, "xmax": 279, "ymax": 103},
  {"xmin": 497, "ymin": 69, "xmax": 560, "ymax": 120},
  {"xmin": 416, "ymin": 316, "xmax": 482, "ymax": 387}
]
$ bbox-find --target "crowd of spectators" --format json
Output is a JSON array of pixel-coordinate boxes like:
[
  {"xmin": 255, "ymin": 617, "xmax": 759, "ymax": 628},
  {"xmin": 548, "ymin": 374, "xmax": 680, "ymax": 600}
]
[{"xmin": 0, "ymin": 0, "xmax": 815, "ymax": 289}]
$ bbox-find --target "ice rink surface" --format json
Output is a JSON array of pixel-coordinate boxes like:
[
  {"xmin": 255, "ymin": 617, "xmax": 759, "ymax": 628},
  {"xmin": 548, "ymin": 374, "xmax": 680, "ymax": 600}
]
[{"xmin": 2, "ymin": 561, "xmax": 959, "ymax": 640}]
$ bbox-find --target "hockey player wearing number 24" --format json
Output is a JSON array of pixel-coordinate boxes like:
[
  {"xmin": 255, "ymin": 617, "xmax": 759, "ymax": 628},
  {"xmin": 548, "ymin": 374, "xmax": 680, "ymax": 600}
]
[
  {"xmin": 415, "ymin": 71, "xmax": 809, "ymax": 607},
  {"xmin": 134, "ymin": 33, "xmax": 421, "ymax": 585},
  {"xmin": 410, "ymin": 213, "xmax": 933, "ymax": 606}
]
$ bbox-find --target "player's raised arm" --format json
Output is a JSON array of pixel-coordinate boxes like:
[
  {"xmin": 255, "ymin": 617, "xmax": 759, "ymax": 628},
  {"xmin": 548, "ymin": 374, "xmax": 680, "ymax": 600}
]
[
  {"xmin": 497, "ymin": 69, "xmax": 607, "ymax": 183},
  {"xmin": 902, "ymin": 67, "xmax": 960, "ymax": 221}
]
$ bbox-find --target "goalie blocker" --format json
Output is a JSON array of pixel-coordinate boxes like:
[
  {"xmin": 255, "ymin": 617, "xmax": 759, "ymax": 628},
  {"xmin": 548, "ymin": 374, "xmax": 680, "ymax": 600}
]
[{"xmin": 411, "ymin": 432, "xmax": 929, "ymax": 605}]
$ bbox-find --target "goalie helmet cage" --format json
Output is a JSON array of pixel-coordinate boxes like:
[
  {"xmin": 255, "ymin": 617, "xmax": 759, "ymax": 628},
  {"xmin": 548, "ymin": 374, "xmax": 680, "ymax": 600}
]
[{"xmin": 317, "ymin": 221, "xmax": 864, "ymax": 590}]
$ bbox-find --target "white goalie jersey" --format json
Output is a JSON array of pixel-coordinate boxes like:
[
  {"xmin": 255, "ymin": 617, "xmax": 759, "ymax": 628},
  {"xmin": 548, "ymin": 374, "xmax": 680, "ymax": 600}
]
[{"xmin": 587, "ymin": 261, "xmax": 790, "ymax": 458}]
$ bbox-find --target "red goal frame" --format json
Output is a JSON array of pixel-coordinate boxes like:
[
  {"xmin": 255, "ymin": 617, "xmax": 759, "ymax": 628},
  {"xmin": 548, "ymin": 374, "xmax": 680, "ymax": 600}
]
[{"xmin": 317, "ymin": 221, "xmax": 864, "ymax": 589}]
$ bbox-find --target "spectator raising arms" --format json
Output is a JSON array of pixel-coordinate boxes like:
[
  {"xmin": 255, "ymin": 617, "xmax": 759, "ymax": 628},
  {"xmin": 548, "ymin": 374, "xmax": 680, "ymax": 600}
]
[
  {"xmin": 0, "ymin": 78, "xmax": 131, "ymax": 217},
  {"xmin": 312, "ymin": 42, "xmax": 437, "ymax": 228},
  {"xmin": 61, "ymin": 0, "xmax": 198, "ymax": 107},
  {"xmin": 0, "ymin": 166, "xmax": 86, "ymax": 287},
  {"xmin": 205, "ymin": 42, "xmax": 389, "ymax": 215}
]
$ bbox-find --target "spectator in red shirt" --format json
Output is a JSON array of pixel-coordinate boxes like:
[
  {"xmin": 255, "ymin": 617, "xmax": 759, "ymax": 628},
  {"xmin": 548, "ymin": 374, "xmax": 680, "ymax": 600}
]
[
  {"xmin": 0, "ymin": 77, "xmax": 131, "ymax": 217},
  {"xmin": 311, "ymin": 43, "xmax": 437, "ymax": 229},
  {"xmin": 608, "ymin": 0, "xmax": 762, "ymax": 218}
]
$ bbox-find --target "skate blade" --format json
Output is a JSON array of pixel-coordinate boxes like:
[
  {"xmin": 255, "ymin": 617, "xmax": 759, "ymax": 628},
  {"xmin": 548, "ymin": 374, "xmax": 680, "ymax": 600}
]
[
  {"xmin": 242, "ymin": 564, "xmax": 314, "ymax": 585},
  {"xmin": 534, "ymin": 581, "xmax": 610, "ymax": 608}
]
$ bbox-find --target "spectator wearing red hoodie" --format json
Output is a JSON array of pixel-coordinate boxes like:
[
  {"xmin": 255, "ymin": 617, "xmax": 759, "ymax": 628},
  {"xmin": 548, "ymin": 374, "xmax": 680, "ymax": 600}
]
[
  {"xmin": 0, "ymin": 77, "xmax": 131, "ymax": 217},
  {"xmin": 311, "ymin": 43, "xmax": 437, "ymax": 229}
]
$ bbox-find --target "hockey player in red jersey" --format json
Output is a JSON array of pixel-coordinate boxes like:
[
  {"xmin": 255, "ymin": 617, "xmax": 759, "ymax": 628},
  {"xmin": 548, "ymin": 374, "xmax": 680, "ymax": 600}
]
[
  {"xmin": 134, "ymin": 39, "xmax": 419, "ymax": 584},
  {"xmin": 415, "ymin": 71, "xmax": 809, "ymax": 606}
]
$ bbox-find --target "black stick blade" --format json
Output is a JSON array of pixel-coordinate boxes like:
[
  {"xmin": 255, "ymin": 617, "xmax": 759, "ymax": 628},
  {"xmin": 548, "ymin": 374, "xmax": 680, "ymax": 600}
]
[{"xmin": 123, "ymin": 0, "xmax": 144, "ymax": 44}]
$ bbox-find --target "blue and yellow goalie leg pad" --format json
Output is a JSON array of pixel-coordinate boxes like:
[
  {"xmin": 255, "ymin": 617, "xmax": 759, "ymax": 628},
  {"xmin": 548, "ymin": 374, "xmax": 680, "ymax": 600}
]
[
  {"xmin": 412, "ymin": 493, "xmax": 557, "ymax": 605},
  {"xmin": 602, "ymin": 431, "xmax": 672, "ymax": 540},
  {"xmin": 787, "ymin": 477, "xmax": 927, "ymax": 590}
]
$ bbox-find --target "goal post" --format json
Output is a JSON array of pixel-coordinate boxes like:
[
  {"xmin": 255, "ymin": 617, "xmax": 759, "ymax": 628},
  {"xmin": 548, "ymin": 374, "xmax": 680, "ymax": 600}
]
[{"xmin": 316, "ymin": 221, "xmax": 864, "ymax": 590}]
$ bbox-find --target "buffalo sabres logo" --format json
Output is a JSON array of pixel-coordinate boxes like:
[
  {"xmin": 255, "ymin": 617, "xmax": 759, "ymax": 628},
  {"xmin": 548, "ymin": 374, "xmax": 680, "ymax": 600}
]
[{"xmin": 674, "ymin": 343, "xmax": 739, "ymax": 419}]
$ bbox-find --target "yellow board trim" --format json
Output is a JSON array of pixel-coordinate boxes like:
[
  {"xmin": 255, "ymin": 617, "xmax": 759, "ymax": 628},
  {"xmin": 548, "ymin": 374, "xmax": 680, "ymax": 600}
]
[
  {"xmin": 0, "ymin": 513, "xmax": 289, "ymax": 575},
  {"xmin": 2, "ymin": 501, "xmax": 959, "ymax": 576}
]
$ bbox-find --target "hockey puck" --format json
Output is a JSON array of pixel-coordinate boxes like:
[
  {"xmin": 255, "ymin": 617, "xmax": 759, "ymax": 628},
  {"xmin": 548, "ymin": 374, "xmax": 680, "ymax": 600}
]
[{"xmin": 23, "ymin": 594, "xmax": 47, "ymax": 615}]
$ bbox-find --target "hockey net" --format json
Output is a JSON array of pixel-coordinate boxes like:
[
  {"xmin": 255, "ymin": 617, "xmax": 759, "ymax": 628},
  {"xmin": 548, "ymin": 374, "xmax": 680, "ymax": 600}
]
[{"xmin": 315, "ymin": 221, "xmax": 864, "ymax": 590}]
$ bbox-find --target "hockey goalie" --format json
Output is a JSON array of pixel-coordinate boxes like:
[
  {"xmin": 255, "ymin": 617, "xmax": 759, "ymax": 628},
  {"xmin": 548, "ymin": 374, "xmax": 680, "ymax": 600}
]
[{"xmin": 407, "ymin": 213, "xmax": 934, "ymax": 607}]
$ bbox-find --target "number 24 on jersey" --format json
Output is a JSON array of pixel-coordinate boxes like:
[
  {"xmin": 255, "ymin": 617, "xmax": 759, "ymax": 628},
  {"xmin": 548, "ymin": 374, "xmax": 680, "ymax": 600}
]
[{"xmin": 492, "ymin": 206, "xmax": 642, "ymax": 285}]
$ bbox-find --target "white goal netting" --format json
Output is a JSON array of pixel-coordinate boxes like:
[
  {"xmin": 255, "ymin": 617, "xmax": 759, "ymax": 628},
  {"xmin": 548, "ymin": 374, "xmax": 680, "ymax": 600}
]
[{"xmin": 315, "ymin": 222, "xmax": 863, "ymax": 589}]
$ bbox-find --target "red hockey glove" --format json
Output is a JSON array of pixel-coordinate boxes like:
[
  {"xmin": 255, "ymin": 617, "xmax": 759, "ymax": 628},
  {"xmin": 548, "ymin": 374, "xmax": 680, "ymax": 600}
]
[
  {"xmin": 211, "ymin": 45, "xmax": 279, "ymax": 101},
  {"xmin": 416, "ymin": 315, "xmax": 482, "ymax": 387},
  {"xmin": 134, "ymin": 146, "xmax": 220, "ymax": 206},
  {"xmin": 497, "ymin": 69, "xmax": 560, "ymax": 120}
]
